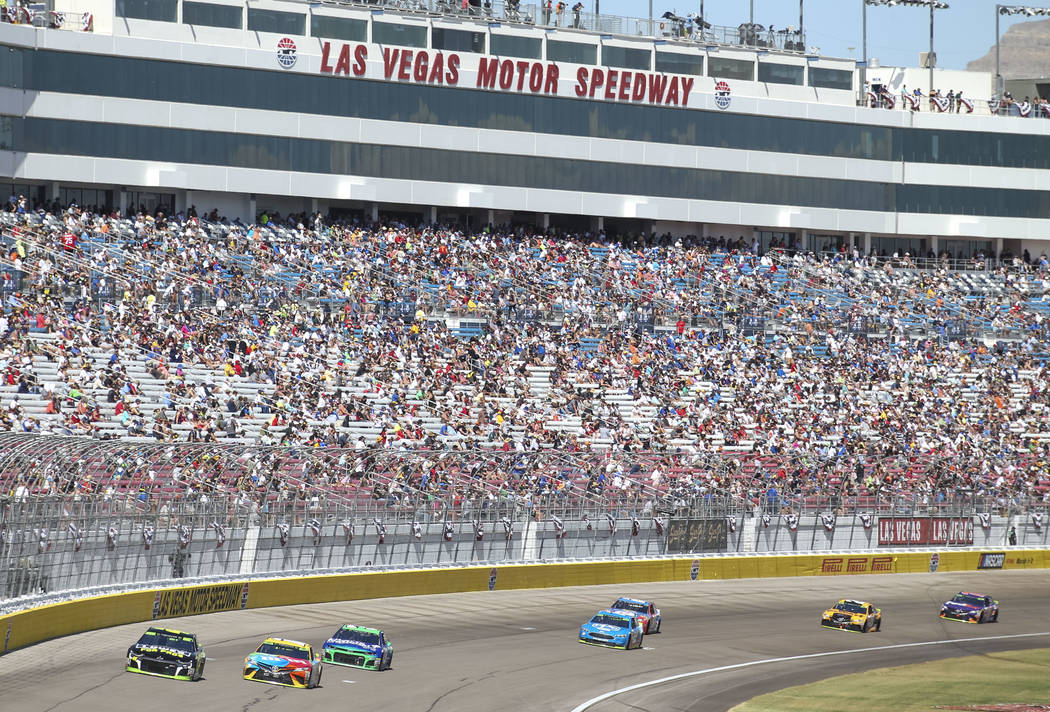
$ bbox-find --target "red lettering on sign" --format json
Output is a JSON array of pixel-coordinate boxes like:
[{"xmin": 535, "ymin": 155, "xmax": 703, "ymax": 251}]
[
  {"xmin": 604, "ymin": 69, "xmax": 618, "ymax": 99},
  {"xmin": 870, "ymin": 556, "xmax": 893, "ymax": 572},
  {"xmin": 545, "ymin": 63, "xmax": 559, "ymax": 93},
  {"xmin": 665, "ymin": 76, "xmax": 680, "ymax": 105},
  {"xmin": 446, "ymin": 54, "xmax": 460, "ymax": 84},
  {"xmin": 632, "ymin": 73, "xmax": 646, "ymax": 100},
  {"xmin": 680, "ymin": 76, "xmax": 694, "ymax": 105},
  {"xmin": 618, "ymin": 72, "xmax": 631, "ymax": 100},
  {"xmin": 477, "ymin": 57, "xmax": 498, "ymax": 89},
  {"xmin": 648, "ymin": 74, "xmax": 667, "ymax": 103},
  {"xmin": 821, "ymin": 558, "xmax": 843, "ymax": 573},
  {"xmin": 879, "ymin": 518, "xmax": 974, "ymax": 546},
  {"xmin": 498, "ymin": 60, "xmax": 513, "ymax": 89},
  {"xmin": 574, "ymin": 67, "xmax": 588, "ymax": 97},
  {"xmin": 846, "ymin": 558, "xmax": 867, "ymax": 573},
  {"xmin": 398, "ymin": 50, "xmax": 413, "ymax": 80},
  {"xmin": 427, "ymin": 52, "xmax": 444, "ymax": 83},
  {"xmin": 528, "ymin": 63, "xmax": 543, "ymax": 93},
  {"xmin": 353, "ymin": 44, "xmax": 367, "ymax": 76},
  {"xmin": 413, "ymin": 51, "xmax": 429, "ymax": 82},
  {"xmin": 588, "ymin": 68, "xmax": 604, "ymax": 98},
  {"xmin": 514, "ymin": 60, "xmax": 529, "ymax": 91},
  {"xmin": 320, "ymin": 41, "xmax": 334, "ymax": 74},
  {"xmin": 334, "ymin": 43, "xmax": 351, "ymax": 76},
  {"xmin": 382, "ymin": 48, "xmax": 399, "ymax": 79}
]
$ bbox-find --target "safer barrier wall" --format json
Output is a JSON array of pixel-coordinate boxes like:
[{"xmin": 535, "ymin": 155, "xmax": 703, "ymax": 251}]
[{"xmin": 3, "ymin": 549, "xmax": 1048, "ymax": 654}]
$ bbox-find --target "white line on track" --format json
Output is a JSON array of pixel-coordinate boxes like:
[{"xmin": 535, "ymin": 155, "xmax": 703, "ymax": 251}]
[
  {"xmin": 569, "ymin": 631, "xmax": 1050, "ymax": 712},
  {"xmin": 342, "ymin": 680, "xmax": 356, "ymax": 684}
]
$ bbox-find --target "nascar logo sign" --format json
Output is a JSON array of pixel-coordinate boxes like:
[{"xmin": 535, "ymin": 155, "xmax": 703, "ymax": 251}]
[
  {"xmin": 277, "ymin": 37, "xmax": 297, "ymax": 69},
  {"xmin": 714, "ymin": 80, "xmax": 731, "ymax": 110}
]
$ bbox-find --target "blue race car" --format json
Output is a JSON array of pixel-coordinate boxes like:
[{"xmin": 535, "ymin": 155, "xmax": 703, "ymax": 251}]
[
  {"xmin": 609, "ymin": 597, "xmax": 661, "ymax": 634},
  {"xmin": 940, "ymin": 592, "xmax": 999, "ymax": 623},
  {"xmin": 578, "ymin": 609, "xmax": 644, "ymax": 649},
  {"xmin": 321, "ymin": 625, "xmax": 393, "ymax": 671}
]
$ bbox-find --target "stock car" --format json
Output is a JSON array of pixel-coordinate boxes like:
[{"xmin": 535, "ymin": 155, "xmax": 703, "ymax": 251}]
[
  {"xmin": 126, "ymin": 627, "xmax": 206, "ymax": 681},
  {"xmin": 321, "ymin": 625, "xmax": 394, "ymax": 671},
  {"xmin": 821, "ymin": 599, "xmax": 882, "ymax": 633},
  {"xmin": 609, "ymin": 598, "xmax": 662, "ymax": 633},
  {"xmin": 940, "ymin": 592, "xmax": 999, "ymax": 623},
  {"xmin": 578, "ymin": 609, "xmax": 645, "ymax": 649},
  {"xmin": 243, "ymin": 637, "xmax": 323, "ymax": 688}
]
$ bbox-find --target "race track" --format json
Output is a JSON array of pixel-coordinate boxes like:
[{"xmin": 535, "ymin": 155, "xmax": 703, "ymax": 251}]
[{"xmin": 2, "ymin": 569, "xmax": 1047, "ymax": 712}]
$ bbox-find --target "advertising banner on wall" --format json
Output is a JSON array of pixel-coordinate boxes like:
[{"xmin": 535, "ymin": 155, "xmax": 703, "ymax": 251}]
[{"xmin": 877, "ymin": 517, "xmax": 974, "ymax": 546}]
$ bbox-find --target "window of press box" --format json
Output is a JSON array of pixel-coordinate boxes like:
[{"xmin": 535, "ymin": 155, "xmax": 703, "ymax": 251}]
[
  {"xmin": 654, "ymin": 51, "xmax": 703, "ymax": 76},
  {"xmin": 311, "ymin": 15, "xmax": 366, "ymax": 42},
  {"xmin": 431, "ymin": 27, "xmax": 486, "ymax": 53},
  {"xmin": 490, "ymin": 34, "xmax": 542, "ymax": 59},
  {"xmin": 115, "ymin": 0, "xmax": 176, "ymax": 22},
  {"xmin": 246, "ymin": 9, "xmax": 305, "ymax": 35},
  {"xmin": 602, "ymin": 45, "xmax": 651, "ymax": 71},
  {"xmin": 708, "ymin": 57, "xmax": 754, "ymax": 81},
  {"xmin": 372, "ymin": 22, "xmax": 427, "ymax": 48},
  {"xmin": 182, "ymin": 2, "xmax": 242, "ymax": 29},
  {"xmin": 758, "ymin": 62, "xmax": 803, "ymax": 86},
  {"xmin": 547, "ymin": 40, "xmax": 596, "ymax": 65},
  {"xmin": 808, "ymin": 67, "xmax": 853, "ymax": 91}
]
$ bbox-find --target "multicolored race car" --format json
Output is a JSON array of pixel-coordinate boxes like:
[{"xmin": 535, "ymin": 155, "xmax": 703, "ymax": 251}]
[
  {"xmin": 243, "ymin": 637, "xmax": 323, "ymax": 688},
  {"xmin": 609, "ymin": 598, "xmax": 661, "ymax": 633},
  {"xmin": 940, "ymin": 592, "xmax": 999, "ymax": 623},
  {"xmin": 321, "ymin": 625, "xmax": 393, "ymax": 671},
  {"xmin": 126, "ymin": 627, "xmax": 206, "ymax": 681},
  {"xmin": 578, "ymin": 609, "xmax": 645, "ymax": 649},
  {"xmin": 821, "ymin": 599, "xmax": 882, "ymax": 633}
]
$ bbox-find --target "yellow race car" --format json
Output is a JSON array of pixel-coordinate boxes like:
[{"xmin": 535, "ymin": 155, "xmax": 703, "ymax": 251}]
[
  {"xmin": 243, "ymin": 637, "xmax": 322, "ymax": 688},
  {"xmin": 821, "ymin": 599, "xmax": 882, "ymax": 633}
]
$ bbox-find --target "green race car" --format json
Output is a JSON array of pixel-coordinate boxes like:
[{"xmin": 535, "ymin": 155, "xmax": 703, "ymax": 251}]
[
  {"xmin": 126, "ymin": 627, "xmax": 206, "ymax": 681},
  {"xmin": 321, "ymin": 625, "xmax": 393, "ymax": 671}
]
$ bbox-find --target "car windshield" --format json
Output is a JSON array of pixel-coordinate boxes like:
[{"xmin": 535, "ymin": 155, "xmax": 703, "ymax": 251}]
[
  {"xmin": 257, "ymin": 642, "xmax": 310, "ymax": 660},
  {"xmin": 137, "ymin": 630, "xmax": 196, "ymax": 652},
  {"xmin": 951, "ymin": 594, "xmax": 986, "ymax": 607},
  {"xmin": 590, "ymin": 614, "xmax": 630, "ymax": 628},
  {"xmin": 334, "ymin": 628, "xmax": 380, "ymax": 645},
  {"xmin": 612, "ymin": 600, "xmax": 648, "ymax": 613},
  {"xmin": 833, "ymin": 602, "xmax": 867, "ymax": 614}
]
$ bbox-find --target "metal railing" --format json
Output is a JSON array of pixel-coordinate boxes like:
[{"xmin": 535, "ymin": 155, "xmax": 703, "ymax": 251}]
[{"xmin": 2, "ymin": 436, "xmax": 1048, "ymax": 601}]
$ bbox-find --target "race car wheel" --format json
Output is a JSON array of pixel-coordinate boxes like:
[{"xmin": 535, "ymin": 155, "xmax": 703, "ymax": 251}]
[
  {"xmin": 862, "ymin": 619, "xmax": 871, "ymax": 633},
  {"xmin": 993, "ymin": 610, "xmax": 999, "ymax": 622},
  {"xmin": 313, "ymin": 666, "xmax": 322, "ymax": 688},
  {"xmin": 979, "ymin": 611, "xmax": 986, "ymax": 624},
  {"xmin": 193, "ymin": 660, "xmax": 205, "ymax": 681},
  {"xmin": 875, "ymin": 617, "xmax": 882, "ymax": 632}
]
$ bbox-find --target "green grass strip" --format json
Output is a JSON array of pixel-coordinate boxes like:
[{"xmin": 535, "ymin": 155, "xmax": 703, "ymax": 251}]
[{"xmin": 731, "ymin": 647, "xmax": 1050, "ymax": 712}]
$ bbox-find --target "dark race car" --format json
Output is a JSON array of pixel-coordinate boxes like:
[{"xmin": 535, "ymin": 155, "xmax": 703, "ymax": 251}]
[
  {"xmin": 126, "ymin": 627, "xmax": 206, "ymax": 681},
  {"xmin": 321, "ymin": 625, "xmax": 393, "ymax": 671},
  {"xmin": 608, "ymin": 598, "xmax": 661, "ymax": 633},
  {"xmin": 940, "ymin": 592, "xmax": 999, "ymax": 623}
]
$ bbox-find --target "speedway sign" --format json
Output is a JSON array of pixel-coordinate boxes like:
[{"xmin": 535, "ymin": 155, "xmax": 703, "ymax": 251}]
[{"xmin": 877, "ymin": 517, "xmax": 973, "ymax": 546}]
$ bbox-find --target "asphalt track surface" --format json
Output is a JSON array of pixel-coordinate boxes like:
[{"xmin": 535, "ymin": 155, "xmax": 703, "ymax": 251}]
[{"xmin": 2, "ymin": 569, "xmax": 1048, "ymax": 712}]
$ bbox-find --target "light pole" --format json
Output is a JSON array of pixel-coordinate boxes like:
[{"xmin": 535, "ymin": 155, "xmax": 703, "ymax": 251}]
[
  {"xmin": 862, "ymin": 1, "xmax": 948, "ymax": 102},
  {"xmin": 995, "ymin": 5, "xmax": 1050, "ymax": 97}
]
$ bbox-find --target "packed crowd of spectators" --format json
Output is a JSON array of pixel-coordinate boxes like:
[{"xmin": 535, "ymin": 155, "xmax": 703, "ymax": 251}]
[{"xmin": 1, "ymin": 198, "xmax": 1049, "ymax": 508}]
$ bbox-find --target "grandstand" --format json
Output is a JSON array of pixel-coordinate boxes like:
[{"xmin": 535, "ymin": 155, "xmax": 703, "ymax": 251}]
[{"xmin": 2, "ymin": 0, "xmax": 1050, "ymax": 602}]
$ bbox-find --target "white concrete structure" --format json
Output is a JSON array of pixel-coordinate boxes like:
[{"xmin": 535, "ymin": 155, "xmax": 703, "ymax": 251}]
[{"xmin": 1, "ymin": 0, "xmax": 1049, "ymax": 257}]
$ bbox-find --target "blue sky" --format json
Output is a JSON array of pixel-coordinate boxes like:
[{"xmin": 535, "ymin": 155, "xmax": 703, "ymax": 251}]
[{"xmin": 595, "ymin": 0, "xmax": 1037, "ymax": 69}]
